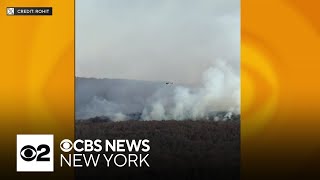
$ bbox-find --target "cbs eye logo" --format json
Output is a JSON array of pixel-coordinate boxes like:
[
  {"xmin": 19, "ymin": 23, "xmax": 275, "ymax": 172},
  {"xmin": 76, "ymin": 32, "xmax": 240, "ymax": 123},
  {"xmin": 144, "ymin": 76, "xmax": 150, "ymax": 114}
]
[
  {"xmin": 60, "ymin": 139, "xmax": 73, "ymax": 152},
  {"xmin": 20, "ymin": 144, "xmax": 50, "ymax": 161},
  {"xmin": 16, "ymin": 134, "xmax": 54, "ymax": 172}
]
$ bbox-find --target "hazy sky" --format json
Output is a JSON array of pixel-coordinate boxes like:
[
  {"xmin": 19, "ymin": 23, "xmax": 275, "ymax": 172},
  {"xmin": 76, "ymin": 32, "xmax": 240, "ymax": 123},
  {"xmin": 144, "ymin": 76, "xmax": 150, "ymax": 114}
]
[{"xmin": 76, "ymin": 0, "xmax": 240, "ymax": 85}]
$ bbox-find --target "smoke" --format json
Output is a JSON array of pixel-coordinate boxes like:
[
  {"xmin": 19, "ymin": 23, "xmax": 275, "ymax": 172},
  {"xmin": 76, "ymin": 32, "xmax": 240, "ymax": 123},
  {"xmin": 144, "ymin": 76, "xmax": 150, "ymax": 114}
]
[
  {"xmin": 75, "ymin": 1, "xmax": 240, "ymax": 121},
  {"xmin": 76, "ymin": 60, "xmax": 239, "ymax": 121},
  {"xmin": 76, "ymin": 96, "xmax": 128, "ymax": 121},
  {"xmin": 141, "ymin": 60, "xmax": 239, "ymax": 120},
  {"xmin": 76, "ymin": 0, "xmax": 240, "ymax": 85}
]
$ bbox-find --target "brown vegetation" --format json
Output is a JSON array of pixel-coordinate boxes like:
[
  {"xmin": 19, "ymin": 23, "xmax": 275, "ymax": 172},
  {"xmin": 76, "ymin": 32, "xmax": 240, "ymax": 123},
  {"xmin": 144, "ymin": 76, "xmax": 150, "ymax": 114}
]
[{"xmin": 76, "ymin": 120, "xmax": 239, "ymax": 179}]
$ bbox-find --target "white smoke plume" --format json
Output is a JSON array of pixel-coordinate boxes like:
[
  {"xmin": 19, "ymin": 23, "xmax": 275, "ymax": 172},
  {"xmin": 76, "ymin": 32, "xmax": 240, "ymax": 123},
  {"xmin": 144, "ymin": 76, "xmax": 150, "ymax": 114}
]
[
  {"xmin": 141, "ymin": 60, "xmax": 239, "ymax": 120},
  {"xmin": 76, "ymin": 60, "xmax": 239, "ymax": 121}
]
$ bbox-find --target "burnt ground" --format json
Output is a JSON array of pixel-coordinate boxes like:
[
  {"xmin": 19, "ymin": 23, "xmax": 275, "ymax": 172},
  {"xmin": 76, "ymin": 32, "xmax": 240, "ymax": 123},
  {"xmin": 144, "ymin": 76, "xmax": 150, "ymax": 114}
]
[{"xmin": 76, "ymin": 120, "xmax": 240, "ymax": 180}]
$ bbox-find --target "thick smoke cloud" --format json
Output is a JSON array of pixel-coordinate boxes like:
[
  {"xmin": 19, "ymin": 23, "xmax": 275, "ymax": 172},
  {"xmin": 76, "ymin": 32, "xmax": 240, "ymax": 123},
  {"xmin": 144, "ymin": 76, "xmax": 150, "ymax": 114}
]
[
  {"xmin": 76, "ymin": 0, "xmax": 240, "ymax": 120},
  {"xmin": 76, "ymin": 60, "xmax": 239, "ymax": 121},
  {"xmin": 141, "ymin": 60, "xmax": 239, "ymax": 120}
]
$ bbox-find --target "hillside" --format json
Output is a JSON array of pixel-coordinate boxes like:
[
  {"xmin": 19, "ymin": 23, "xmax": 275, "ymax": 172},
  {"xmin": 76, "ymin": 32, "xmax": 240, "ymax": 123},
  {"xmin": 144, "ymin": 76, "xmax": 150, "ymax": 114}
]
[{"xmin": 76, "ymin": 77, "xmax": 179, "ymax": 119}]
